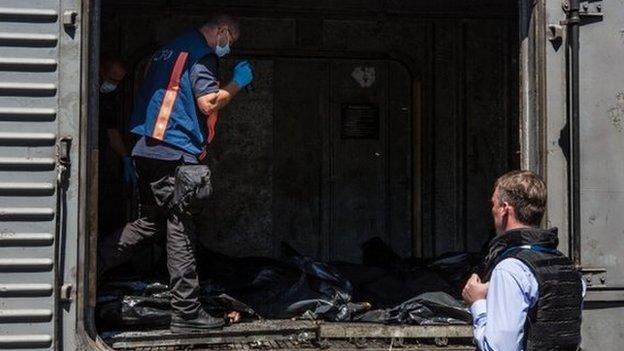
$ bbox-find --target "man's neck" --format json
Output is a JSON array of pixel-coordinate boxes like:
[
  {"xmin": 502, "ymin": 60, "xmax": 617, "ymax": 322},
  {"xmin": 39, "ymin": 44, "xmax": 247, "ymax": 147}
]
[{"xmin": 504, "ymin": 222, "xmax": 535, "ymax": 233}]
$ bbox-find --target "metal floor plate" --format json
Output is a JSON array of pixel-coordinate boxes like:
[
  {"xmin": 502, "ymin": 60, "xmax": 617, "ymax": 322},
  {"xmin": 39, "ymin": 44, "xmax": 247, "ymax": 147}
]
[{"xmin": 102, "ymin": 320, "xmax": 473, "ymax": 350}]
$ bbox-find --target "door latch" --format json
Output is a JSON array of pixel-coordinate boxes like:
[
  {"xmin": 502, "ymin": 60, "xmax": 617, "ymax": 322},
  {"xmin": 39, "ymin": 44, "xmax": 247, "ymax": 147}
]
[
  {"xmin": 57, "ymin": 136, "xmax": 72, "ymax": 185},
  {"xmin": 60, "ymin": 284, "xmax": 73, "ymax": 302},
  {"xmin": 63, "ymin": 10, "xmax": 78, "ymax": 29},
  {"xmin": 547, "ymin": 24, "xmax": 565, "ymax": 42}
]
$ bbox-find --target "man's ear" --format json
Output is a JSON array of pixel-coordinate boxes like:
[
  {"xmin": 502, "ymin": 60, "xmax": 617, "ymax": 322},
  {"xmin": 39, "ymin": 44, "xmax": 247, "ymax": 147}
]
[{"xmin": 501, "ymin": 202, "xmax": 511, "ymax": 215}]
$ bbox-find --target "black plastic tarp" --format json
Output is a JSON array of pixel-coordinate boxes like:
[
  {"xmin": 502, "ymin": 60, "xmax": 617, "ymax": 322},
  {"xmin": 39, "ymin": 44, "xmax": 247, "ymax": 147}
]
[{"xmin": 96, "ymin": 238, "xmax": 473, "ymax": 329}]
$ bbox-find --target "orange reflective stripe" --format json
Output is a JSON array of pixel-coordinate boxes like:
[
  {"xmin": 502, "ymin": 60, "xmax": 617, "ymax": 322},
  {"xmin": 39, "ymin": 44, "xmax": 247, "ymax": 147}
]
[
  {"xmin": 207, "ymin": 111, "xmax": 219, "ymax": 144},
  {"xmin": 152, "ymin": 52, "xmax": 189, "ymax": 141}
]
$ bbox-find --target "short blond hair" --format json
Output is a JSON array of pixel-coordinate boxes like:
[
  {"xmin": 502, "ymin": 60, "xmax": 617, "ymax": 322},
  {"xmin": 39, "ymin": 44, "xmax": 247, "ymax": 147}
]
[{"xmin": 494, "ymin": 170, "xmax": 547, "ymax": 226}]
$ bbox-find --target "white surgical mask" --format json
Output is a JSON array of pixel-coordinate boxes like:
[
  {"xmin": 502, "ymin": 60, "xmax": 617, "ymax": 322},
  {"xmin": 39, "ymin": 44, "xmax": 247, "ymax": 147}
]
[
  {"xmin": 100, "ymin": 81, "xmax": 118, "ymax": 93},
  {"xmin": 214, "ymin": 32, "xmax": 231, "ymax": 58}
]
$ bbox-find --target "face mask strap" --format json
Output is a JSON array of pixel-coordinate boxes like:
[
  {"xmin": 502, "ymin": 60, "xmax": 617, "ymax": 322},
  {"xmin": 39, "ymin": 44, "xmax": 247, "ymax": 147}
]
[{"xmin": 218, "ymin": 28, "xmax": 230, "ymax": 47}]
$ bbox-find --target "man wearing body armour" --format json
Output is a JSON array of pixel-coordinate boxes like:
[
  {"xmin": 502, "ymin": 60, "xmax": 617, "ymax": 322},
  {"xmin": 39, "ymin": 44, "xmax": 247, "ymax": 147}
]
[
  {"xmin": 462, "ymin": 170, "xmax": 585, "ymax": 351},
  {"xmin": 97, "ymin": 14, "xmax": 253, "ymax": 332}
]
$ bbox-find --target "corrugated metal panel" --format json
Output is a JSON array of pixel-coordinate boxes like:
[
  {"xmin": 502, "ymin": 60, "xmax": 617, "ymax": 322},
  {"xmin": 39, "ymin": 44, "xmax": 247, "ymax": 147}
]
[{"xmin": 0, "ymin": 1, "xmax": 61, "ymax": 350}]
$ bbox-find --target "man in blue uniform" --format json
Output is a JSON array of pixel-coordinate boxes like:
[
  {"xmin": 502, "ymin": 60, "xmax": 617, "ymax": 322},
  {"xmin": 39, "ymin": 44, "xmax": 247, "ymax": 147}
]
[
  {"xmin": 462, "ymin": 171, "xmax": 585, "ymax": 350},
  {"xmin": 98, "ymin": 14, "xmax": 253, "ymax": 332}
]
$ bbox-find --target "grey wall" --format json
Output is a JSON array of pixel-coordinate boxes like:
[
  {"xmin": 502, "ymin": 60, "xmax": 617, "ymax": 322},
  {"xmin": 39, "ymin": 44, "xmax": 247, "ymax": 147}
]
[{"xmin": 101, "ymin": 0, "xmax": 519, "ymax": 259}]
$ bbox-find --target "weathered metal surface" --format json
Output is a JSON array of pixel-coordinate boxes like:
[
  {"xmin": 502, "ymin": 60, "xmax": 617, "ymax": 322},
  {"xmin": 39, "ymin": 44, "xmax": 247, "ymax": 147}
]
[
  {"xmin": 0, "ymin": 334, "xmax": 53, "ymax": 349},
  {"xmin": 196, "ymin": 59, "xmax": 275, "ymax": 258},
  {"xmin": 272, "ymin": 59, "xmax": 328, "ymax": 258},
  {"xmin": 584, "ymin": 289, "xmax": 624, "ymax": 303},
  {"xmin": 103, "ymin": 320, "xmax": 473, "ymax": 350},
  {"xmin": 581, "ymin": 305, "xmax": 624, "ymax": 350},
  {"xmin": 429, "ymin": 20, "xmax": 462, "ymax": 255},
  {"xmin": 463, "ymin": 20, "xmax": 518, "ymax": 252},
  {"xmin": 574, "ymin": 0, "xmax": 624, "ymax": 346},
  {"xmin": 0, "ymin": 0, "xmax": 77, "ymax": 349},
  {"xmin": 319, "ymin": 322, "xmax": 473, "ymax": 339},
  {"xmin": 387, "ymin": 61, "xmax": 413, "ymax": 258},
  {"xmin": 104, "ymin": 0, "xmax": 517, "ymax": 18},
  {"xmin": 105, "ymin": 320, "xmax": 319, "ymax": 349},
  {"xmin": 576, "ymin": 0, "xmax": 624, "ymax": 285},
  {"xmin": 0, "ymin": 283, "xmax": 53, "ymax": 297},
  {"xmin": 531, "ymin": 0, "xmax": 624, "ymax": 349},
  {"xmin": 330, "ymin": 60, "xmax": 388, "ymax": 263}
]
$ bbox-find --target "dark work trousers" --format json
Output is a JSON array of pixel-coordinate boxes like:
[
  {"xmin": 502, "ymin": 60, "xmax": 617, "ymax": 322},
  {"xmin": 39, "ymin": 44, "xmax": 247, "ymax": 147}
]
[{"xmin": 98, "ymin": 156, "xmax": 202, "ymax": 317}]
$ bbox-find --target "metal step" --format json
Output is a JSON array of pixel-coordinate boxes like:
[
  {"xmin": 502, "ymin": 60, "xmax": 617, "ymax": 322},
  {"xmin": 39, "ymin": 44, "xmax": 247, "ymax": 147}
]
[{"xmin": 103, "ymin": 320, "xmax": 474, "ymax": 350}]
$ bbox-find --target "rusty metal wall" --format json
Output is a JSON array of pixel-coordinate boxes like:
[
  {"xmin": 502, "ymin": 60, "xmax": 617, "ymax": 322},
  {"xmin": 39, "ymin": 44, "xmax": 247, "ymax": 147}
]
[{"xmin": 100, "ymin": 0, "xmax": 518, "ymax": 259}]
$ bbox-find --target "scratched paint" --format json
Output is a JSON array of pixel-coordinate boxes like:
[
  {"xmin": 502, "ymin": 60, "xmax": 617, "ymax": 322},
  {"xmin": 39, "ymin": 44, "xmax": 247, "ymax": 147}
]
[{"xmin": 607, "ymin": 92, "xmax": 624, "ymax": 132}]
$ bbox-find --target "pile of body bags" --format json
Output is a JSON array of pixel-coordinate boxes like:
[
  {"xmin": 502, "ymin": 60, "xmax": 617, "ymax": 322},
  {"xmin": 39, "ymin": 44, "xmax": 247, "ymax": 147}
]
[{"xmin": 96, "ymin": 238, "xmax": 482, "ymax": 330}]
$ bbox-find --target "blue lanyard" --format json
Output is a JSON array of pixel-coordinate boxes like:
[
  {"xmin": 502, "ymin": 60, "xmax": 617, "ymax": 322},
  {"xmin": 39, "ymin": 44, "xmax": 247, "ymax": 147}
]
[{"xmin": 500, "ymin": 244, "xmax": 558, "ymax": 259}]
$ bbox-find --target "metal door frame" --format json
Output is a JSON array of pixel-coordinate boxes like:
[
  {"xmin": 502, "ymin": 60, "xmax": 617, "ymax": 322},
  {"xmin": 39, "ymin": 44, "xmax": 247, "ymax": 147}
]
[
  {"xmin": 74, "ymin": 1, "xmax": 528, "ymax": 348},
  {"xmin": 74, "ymin": 3, "xmax": 422, "ymax": 347}
]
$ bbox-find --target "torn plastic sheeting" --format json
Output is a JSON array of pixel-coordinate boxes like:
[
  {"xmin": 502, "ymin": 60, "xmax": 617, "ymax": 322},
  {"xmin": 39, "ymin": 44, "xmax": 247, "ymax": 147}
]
[
  {"xmin": 428, "ymin": 252, "xmax": 484, "ymax": 297},
  {"xmin": 96, "ymin": 238, "xmax": 471, "ymax": 328},
  {"xmin": 195, "ymin": 252, "xmax": 356, "ymax": 321},
  {"xmin": 96, "ymin": 254, "xmax": 359, "ymax": 326},
  {"xmin": 97, "ymin": 291, "xmax": 258, "ymax": 328},
  {"xmin": 97, "ymin": 283, "xmax": 469, "ymax": 328},
  {"xmin": 121, "ymin": 295, "xmax": 171, "ymax": 326}
]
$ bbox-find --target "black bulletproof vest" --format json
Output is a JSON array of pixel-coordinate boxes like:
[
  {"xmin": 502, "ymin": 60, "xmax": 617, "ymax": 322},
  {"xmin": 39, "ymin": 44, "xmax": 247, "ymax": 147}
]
[{"xmin": 481, "ymin": 228, "xmax": 583, "ymax": 351}]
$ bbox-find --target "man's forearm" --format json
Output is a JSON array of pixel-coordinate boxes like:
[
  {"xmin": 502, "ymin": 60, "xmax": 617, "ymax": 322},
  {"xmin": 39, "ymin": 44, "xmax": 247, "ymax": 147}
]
[
  {"xmin": 197, "ymin": 81, "xmax": 241, "ymax": 116},
  {"xmin": 216, "ymin": 81, "xmax": 240, "ymax": 110}
]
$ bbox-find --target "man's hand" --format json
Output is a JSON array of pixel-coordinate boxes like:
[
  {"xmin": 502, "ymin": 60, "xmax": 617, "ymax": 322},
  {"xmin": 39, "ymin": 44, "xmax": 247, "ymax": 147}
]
[
  {"xmin": 462, "ymin": 273, "xmax": 489, "ymax": 305},
  {"xmin": 232, "ymin": 60, "xmax": 253, "ymax": 88}
]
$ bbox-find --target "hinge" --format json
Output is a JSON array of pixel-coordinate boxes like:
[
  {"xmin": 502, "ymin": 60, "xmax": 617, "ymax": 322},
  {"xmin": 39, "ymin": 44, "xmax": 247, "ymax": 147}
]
[
  {"xmin": 561, "ymin": 0, "xmax": 603, "ymax": 24},
  {"xmin": 580, "ymin": 267, "xmax": 607, "ymax": 288},
  {"xmin": 578, "ymin": 0, "xmax": 603, "ymax": 20}
]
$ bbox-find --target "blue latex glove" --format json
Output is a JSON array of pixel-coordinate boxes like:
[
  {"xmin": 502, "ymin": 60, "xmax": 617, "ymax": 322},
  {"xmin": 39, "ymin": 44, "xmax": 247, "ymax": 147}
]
[
  {"xmin": 232, "ymin": 60, "xmax": 253, "ymax": 88},
  {"xmin": 122, "ymin": 156, "xmax": 138, "ymax": 186}
]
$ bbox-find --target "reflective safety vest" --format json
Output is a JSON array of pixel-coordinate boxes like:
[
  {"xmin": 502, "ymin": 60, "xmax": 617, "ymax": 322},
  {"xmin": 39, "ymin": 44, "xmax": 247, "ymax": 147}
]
[{"xmin": 130, "ymin": 30, "xmax": 219, "ymax": 157}]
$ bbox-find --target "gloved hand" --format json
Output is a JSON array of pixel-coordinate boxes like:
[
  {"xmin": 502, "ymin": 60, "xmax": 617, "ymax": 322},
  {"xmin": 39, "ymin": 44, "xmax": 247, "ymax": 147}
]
[
  {"xmin": 232, "ymin": 60, "xmax": 253, "ymax": 88},
  {"xmin": 122, "ymin": 156, "xmax": 138, "ymax": 186}
]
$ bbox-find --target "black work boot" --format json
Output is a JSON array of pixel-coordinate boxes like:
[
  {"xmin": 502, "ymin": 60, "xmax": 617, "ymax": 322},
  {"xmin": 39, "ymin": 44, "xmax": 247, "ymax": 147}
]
[{"xmin": 170, "ymin": 309, "xmax": 225, "ymax": 333}]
